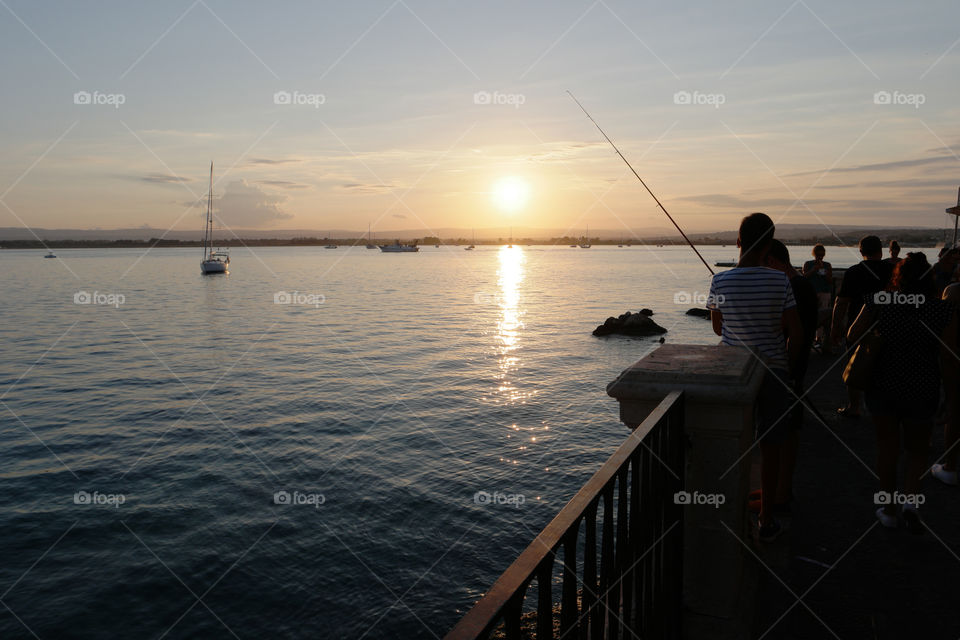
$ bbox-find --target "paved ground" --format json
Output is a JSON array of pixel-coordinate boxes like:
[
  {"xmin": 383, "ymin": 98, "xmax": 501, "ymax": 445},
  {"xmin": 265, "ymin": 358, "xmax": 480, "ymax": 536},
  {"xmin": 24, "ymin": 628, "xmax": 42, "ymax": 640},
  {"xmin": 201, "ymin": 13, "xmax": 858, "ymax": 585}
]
[{"xmin": 751, "ymin": 348, "xmax": 960, "ymax": 639}]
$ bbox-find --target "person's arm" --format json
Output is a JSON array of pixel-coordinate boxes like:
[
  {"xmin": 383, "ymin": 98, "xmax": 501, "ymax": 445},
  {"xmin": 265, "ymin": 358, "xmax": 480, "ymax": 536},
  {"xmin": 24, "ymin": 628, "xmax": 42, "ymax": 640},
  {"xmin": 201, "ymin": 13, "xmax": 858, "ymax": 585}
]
[
  {"xmin": 831, "ymin": 296, "xmax": 849, "ymax": 344},
  {"xmin": 782, "ymin": 307, "xmax": 803, "ymax": 378},
  {"xmin": 711, "ymin": 310, "xmax": 723, "ymax": 337},
  {"xmin": 825, "ymin": 262, "xmax": 833, "ymax": 282},
  {"xmin": 801, "ymin": 260, "xmax": 814, "ymax": 277},
  {"xmin": 846, "ymin": 305, "xmax": 876, "ymax": 344}
]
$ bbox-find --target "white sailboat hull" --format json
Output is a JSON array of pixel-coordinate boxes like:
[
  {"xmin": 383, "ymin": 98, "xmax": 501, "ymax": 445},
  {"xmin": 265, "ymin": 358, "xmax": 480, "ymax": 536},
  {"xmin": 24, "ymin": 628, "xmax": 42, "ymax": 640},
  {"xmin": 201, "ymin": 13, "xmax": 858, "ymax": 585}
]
[{"xmin": 201, "ymin": 260, "xmax": 228, "ymax": 274}]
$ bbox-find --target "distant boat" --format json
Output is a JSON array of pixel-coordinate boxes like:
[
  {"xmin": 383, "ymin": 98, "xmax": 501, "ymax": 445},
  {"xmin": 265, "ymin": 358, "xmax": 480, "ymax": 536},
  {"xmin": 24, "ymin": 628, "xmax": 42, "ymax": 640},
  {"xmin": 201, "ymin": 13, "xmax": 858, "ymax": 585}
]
[
  {"xmin": 325, "ymin": 244, "xmax": 337, "ymax": 249},
  {"xmin": 200, "ymin": 162, "xmax": 229, "ymax": 274},
  {"xmin": 618, "ymin": 234, "xmax": 623, "ymax": 248},
  {"xmin": 366, "ymin": 223, "xmax": 376, "ymax": 249},
  {"xmin": 465, "ymin": 229, "xmax": 475, "ymax": 250},
  {"xmin": 435, "ymin": 244, "xmax": 440, "ymax": 248},
  {"xmin": 507, "ymin": 226, "xmax": 513, "ymax": 248},
  {"xmin": 379, "ymin": 240, "xmax": 419, "ymax": 253},
  {"xmin": 579, "ymin": 225, "xmax": 591, "ymax": 249},
  {"xmin": 44, "ymin": 251, "xmax": 56, "ymax": 258}
]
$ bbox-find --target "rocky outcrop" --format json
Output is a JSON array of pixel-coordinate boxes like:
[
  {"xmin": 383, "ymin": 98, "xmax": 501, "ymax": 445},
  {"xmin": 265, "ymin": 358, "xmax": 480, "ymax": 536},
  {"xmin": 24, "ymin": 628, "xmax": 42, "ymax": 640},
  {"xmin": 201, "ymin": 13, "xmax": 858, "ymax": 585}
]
[
  {"xmin": 685, "ymin": 308, "xmax": 711, "ymax": 318},
  {"xmin": 593, "ymin": 310, "xmax": 667, "ymax": 337}
]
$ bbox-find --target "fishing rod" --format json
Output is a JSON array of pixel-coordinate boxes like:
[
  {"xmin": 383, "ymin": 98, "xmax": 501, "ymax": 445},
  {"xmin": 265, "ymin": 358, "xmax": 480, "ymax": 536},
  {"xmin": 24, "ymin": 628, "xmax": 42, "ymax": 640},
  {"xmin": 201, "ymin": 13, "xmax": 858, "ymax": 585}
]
[{"xmin": 567, "ymin": 91, "xmax": 714, "ymax": 275}]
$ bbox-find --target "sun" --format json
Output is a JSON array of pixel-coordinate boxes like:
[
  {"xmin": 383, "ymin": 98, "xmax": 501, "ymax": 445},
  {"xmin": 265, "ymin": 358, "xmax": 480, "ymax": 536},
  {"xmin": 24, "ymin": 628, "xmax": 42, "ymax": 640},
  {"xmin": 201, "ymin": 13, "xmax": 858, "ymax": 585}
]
[{"xmin": 491, "ymin": 176, "xmax": 530, "ymax": 213}]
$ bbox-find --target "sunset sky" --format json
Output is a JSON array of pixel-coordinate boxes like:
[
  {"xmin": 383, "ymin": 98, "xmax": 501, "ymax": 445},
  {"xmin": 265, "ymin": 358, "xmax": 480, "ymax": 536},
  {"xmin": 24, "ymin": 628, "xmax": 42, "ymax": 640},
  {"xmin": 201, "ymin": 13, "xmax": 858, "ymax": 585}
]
[{"xmin": 2, "ymin": 0, "xmax": 959, "ymax": 237}]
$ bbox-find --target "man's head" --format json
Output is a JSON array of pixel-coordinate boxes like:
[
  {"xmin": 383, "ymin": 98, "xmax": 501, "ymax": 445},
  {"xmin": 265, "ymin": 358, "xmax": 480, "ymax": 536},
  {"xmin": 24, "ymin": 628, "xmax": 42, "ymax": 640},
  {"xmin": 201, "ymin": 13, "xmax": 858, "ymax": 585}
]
[
  {"xmin": 811, "ymin": 244, "xmax": 825, "ymax": 260},
  {"xmin": 765, "ymin": 239, "xmax": 791, "ymax": 273},
  {"xmin": 939, "ymin": 244, "xmax": 960, "ymax": 263},
  {"xmin": 889, "ymin": 240, "xmax": 900, "ymax": 258},
  {"xmin": 738, "ymin": 212, "xmax": 775, "ymax": 258},
  {"xmin": 859, "ymin": 235, "xmax": 882, "ymax": 260}
]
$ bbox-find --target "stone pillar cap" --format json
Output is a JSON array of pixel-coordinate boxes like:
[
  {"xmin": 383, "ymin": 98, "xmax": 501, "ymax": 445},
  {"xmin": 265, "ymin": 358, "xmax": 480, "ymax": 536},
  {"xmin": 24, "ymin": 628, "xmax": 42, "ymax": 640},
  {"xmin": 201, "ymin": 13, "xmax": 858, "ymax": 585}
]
[{"xmin": 607, "ymin": 343, "xmax": 765, "ymax": 405}]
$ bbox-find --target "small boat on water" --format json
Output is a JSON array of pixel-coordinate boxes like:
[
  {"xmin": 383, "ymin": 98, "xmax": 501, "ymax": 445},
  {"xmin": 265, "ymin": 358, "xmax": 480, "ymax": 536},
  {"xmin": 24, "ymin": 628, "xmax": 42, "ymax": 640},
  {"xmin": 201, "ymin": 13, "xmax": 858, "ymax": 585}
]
[
  {"xmin": 465, "ymin": 229, "xmax": 475, "ymax": 250},
  {"xmin": 379, "ymin": 240, "xmax": 419, "ymax": 253},
  {"xmin": 366, "ymin": 223, "xmax": 376, "ymax": 249},
  {"xmin": 44, "ymin": 251, "xmax": 57, "ymax": 258},
  {"xmin": 325, "ymin": 243, "xmax": 337, "ymax": 249},
  {"xmin": 579, "ymin": 225, "xmax": 591, "ymax": 248},
  {"xmin": 200, "ymin": 162, "xmax": 229, "ymax": 274}
]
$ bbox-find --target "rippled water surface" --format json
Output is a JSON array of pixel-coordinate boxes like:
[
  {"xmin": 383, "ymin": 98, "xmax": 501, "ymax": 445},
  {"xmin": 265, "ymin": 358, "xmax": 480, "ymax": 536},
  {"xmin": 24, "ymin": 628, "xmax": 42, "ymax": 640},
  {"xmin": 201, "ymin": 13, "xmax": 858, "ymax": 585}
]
[{"xmin": 0, "ymin": 244, "xmax": 865, "ymax": 638}]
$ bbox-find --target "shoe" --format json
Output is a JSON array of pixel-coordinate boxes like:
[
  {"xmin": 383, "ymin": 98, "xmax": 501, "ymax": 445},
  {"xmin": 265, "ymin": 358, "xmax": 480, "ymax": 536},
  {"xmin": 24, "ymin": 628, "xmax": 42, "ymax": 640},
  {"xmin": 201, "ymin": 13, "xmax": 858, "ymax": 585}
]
[
  {"xmin": 931, "ymin": 463, "xmax": 958, "ymax": 486},
  {"xmin": 836, "ymin": 407, "xmax": 860, "ymax": 419},
  {"xmin": 902, "ymin": 506, "xmax": 925, "ymax": 535},
  {"xmin": 758, "ymin": 518, "xmax": 783, "ymax": 542},
  {"xmin": 875, "ymin": 507, "xmax": 897, "ymax": 529}
]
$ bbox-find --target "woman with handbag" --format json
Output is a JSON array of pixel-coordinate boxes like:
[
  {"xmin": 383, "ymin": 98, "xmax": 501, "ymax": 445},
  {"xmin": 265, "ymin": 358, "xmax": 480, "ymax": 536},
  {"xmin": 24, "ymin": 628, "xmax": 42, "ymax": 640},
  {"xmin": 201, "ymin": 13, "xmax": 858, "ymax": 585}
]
[{"xmin": 847, "ymin": 252, "xmax": 958, "ymax": 532}]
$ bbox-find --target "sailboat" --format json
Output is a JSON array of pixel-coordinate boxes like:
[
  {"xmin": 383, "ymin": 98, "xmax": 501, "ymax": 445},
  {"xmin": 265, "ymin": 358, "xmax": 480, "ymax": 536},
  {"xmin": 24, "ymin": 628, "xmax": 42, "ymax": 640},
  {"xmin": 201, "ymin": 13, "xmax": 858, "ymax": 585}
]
[
  {"xmin": 618, "ymin": 234, "xmax": 623, "ymax": 248},
  {"xmin": 366, "ymin": 223, "xmax": 376, "ymax": 249},
  {"xmin": 200, "ymin": 162, "xmax": 229, "ymax": 274},
  {"xmin": 579, "ymin": 225, "xmax": 591, "ymax": 248},
  {"xmin": 465, "ymin": 229, "xmax": 475, "ymax": 250},
  {"xmin": 507, "ymin": 227, "xmax": 513, "ymax": 248}
]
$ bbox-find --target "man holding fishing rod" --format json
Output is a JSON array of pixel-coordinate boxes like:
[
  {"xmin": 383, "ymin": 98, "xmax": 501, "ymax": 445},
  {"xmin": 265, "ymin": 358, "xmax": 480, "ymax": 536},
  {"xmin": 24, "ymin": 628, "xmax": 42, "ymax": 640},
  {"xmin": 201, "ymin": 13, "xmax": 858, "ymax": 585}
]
[
  {"xmin": 707, "ymin": 213, "xmax": 805, "ymax": 541},
  {"xmin": 570, "ymin": 95, "xmax": 803, "ymax": 540}
]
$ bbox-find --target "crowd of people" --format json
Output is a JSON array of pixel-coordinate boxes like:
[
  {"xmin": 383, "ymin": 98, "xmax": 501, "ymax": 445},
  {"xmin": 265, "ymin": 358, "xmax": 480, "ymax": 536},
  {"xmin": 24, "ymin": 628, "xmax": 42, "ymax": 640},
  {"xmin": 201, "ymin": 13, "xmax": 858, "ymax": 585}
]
[{"xmin": 707, "ymin": 213, "xmax": 959, "ymax": 541}]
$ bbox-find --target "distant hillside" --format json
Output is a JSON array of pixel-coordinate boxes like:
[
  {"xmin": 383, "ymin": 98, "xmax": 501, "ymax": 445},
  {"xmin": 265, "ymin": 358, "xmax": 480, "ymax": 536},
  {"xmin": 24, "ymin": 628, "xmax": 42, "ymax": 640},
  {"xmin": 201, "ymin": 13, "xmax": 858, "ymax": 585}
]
[{"xmin": 0, "ymin": 224, "xmax": 948, "ymax": 248}]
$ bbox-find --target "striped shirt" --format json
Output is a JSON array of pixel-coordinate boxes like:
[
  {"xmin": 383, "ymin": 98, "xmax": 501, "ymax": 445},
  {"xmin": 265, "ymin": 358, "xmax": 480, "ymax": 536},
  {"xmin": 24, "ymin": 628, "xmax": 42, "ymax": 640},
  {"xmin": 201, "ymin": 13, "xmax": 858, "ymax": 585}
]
[{"xmin": 707, "ymin": 266, "xmax": 796, "ymax": 370}]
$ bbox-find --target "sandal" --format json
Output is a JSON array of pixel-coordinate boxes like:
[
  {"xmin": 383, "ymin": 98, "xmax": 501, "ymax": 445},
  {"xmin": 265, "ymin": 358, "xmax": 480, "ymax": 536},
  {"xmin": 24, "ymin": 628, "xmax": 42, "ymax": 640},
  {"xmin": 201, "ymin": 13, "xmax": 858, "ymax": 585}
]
[
  {"xmin": 931, "ymin": 463, "xmax": 959, "ymax": 486},
  {"xmin": 875, "ymin": 507, "xmax": 897, "ymax": 528}
]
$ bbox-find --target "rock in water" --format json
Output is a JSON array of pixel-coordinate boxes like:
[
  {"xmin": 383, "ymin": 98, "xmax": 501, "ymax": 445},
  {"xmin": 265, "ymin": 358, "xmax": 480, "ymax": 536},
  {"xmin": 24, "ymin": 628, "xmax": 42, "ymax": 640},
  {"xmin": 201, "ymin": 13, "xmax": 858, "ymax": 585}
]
[
  {"xmin": 639, "ymin": 308, "xmax": 654, "ymax": 316},
  {"xmin": 593, "ymin": 310, "xmax": 667, "ymax": 337},
  {"xmin": 685, "ymin": 308, "xmax": 711, "ymax": 318}
]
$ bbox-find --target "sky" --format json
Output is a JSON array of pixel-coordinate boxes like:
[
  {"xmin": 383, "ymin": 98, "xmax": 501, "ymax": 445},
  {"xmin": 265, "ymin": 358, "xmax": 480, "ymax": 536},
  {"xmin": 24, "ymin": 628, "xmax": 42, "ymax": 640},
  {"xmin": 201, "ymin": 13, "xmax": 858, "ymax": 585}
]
[{"xmin": 1, "ymin": 0, "xmax": 959, "ymax": 238}]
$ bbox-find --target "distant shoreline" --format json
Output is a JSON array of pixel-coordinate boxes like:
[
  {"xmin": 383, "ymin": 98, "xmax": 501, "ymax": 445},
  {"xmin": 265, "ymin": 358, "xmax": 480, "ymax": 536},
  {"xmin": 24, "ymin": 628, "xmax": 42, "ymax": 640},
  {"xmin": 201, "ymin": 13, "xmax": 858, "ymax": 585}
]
[{"xmin": 0, "ymin": 234, "xmax": 947, "ymax": 250}]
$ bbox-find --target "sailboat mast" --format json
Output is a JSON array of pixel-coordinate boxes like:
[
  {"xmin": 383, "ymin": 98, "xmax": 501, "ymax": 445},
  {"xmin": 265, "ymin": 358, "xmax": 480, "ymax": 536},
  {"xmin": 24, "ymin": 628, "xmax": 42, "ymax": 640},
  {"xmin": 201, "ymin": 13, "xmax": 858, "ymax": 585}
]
[{"xmin": 205, "ymin": 162, "xmax": 214, "ymax": 260}]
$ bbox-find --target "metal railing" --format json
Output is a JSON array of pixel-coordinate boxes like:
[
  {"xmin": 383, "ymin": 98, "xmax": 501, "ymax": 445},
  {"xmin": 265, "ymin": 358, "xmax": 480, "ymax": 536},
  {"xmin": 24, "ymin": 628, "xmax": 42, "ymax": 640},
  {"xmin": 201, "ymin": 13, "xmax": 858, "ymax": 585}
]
[{"xmin": 446, "ymin": 390, "xmax": 686, "ymax": 640}]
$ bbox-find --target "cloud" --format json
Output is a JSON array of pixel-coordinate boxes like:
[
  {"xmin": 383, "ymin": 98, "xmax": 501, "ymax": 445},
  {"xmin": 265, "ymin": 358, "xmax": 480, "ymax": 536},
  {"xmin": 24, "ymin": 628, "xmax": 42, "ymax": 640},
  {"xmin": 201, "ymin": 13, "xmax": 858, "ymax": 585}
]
[
  {"xmin": 675, "ymin": 193, "xmax": 904, "ymax": 210},
  {"xmin": 786, "ymin": 155, "xmax": 957, "ymax": 177},
  {"xmin": 216, "ymin": 179, "xmax": 292, "ymax": 227},
  {"xmin": 138, "ymin": 173, "xmax": 192, "ymax": 185},
  {"xmin": 340, "ymin": 182, "xmax": 397, "ymax": 194},
  {"xmin": 813, "ymin": 178, "xmax": 960, "ymax": 190},
  {"xmin": 391, "ymin": 213, "xmax": 407, "ymax": 219},
  {"xmin": 248, "ymin": 158, "xmax": 300, "ymax": 165},
  {"xmin": 257, "ymin": 180, "xmax": 310, "ymax": 190}
]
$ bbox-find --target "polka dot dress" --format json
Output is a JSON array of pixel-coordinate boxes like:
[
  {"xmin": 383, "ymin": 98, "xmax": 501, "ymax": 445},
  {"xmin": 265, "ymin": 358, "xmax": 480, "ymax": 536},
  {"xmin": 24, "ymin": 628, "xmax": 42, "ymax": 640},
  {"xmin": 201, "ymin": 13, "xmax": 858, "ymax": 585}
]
[{"xmin": 863, "ymin": 297, "xmax": 956, "ymax": 404}]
